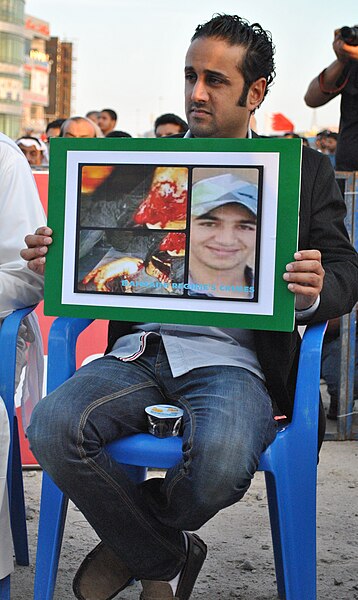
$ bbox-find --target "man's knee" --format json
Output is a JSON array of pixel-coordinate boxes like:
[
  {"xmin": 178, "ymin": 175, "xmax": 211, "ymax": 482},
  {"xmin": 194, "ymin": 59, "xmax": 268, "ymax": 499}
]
[
  {"xmin": 196, "ymin": 448, "xmax": 254, "ymax": 500},
  {"xmin": 27, "ymin": 391, "xmax": 77, "ymax": 467}
]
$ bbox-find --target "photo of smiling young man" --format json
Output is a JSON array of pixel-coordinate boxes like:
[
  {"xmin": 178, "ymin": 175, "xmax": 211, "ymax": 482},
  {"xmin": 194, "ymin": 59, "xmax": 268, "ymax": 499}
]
[{"xmin": 189, "ymin": 171, "xmax": 259, "ymax": 299}]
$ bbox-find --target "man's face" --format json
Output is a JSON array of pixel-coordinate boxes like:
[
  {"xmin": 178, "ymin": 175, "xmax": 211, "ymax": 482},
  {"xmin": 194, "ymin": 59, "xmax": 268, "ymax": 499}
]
[
  {"xmin": 98, "ymin": 111, "xmax": 115, "ymax": 134},
  {"xmin": 325, "ymin": 137, "xmax": 337, "ymax": 153},
  {"xmin": 62, "ymin": 120, "xmax": 96, "ymax": 138},
  {"xmin": 189, "ymin": 203, "xmax": 256, "ymax": 273},
  {"xmin": 185, "ymin": 37, "xmax": 265, "ymax": 139},
  {"xmin": 316, "ymin": 136, "xmax": 327, "ymax": 151},
  {"xmin": 87, "ymin": 112, "xmax": 100, "ymax": 124},
  {"xmin": 155, "ymin": 123, "xmax": 183, "ymax": 137},
  {"xmin": 18, "ymin": 144, "xmax": 43, "ymax": 166},
  {"xmin": 46, "ymin": 126, "xmax": 61, "ymax": 140}
]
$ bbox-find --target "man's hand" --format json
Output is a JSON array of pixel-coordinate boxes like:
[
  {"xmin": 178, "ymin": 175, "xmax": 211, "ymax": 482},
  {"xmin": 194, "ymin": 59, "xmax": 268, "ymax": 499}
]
[
  {"xmin": 20, "ymin": 226, "xmax": 52, "ymax": 276},
  {"xmin": 333, "ymin": 29, "xmax": 358, "ymax": 63},
  {"xmin": 283, "ymin": 250, "xmax": 325, "ymax": 311}
]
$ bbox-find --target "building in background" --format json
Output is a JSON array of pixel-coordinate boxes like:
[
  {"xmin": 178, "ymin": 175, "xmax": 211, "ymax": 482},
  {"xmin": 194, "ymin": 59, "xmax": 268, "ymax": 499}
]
[
  {"xmin": 0, "ymin": 0, "xmax": 25, "ymax": 138},
  {"xmin": 22, "ymin": 14, "xmax": 50, "ymax": 136},
  {"xmin": 45, "ymin": 37, "xmax": 72, "ymax": 123},
  {"xmin": 0, "ymin": 3, "xmax": 73, "ymax": 139}
]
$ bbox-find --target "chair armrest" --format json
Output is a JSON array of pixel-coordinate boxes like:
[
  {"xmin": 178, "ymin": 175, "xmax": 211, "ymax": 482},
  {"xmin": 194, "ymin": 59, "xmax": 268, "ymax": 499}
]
[
  {"xmin": 0, "ymin": 306, "xmax": 38, "ymax": 418},
  {"xmin": 291, "ymin": 321, "xmax": 327, "ymax": 431},
  {"xmin": 47, "ymin": 317, "xmax": 93, "ymax": 393}
]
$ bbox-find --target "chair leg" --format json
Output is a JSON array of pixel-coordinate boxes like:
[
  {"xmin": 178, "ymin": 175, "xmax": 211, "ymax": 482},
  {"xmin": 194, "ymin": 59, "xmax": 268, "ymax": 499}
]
[
  {"xmin": 265, "ymin": 472, "xmax": 285, "ymax": 599},
  {"xmin": 265, "ymin": 466, "xmax": 317, "ymax": 600},
  {"xmin": 0, "ymin": 575, "xmax": 10, "ymax": 600},
  {"xmin": 10, "ymin": 417, "xmax": 29, "ymax": 566},
  {"xmin": 33, "ymin": 473, "xmax": 69, "ymax": 600}
]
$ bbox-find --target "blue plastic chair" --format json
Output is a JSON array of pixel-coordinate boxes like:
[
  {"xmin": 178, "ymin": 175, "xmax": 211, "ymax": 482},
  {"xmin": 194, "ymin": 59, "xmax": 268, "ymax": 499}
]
[
  {"xmin": 0, "ymin": 306, "xmax": 36, "ymax": 599},
  {"xmin": 34, "ymin": 317, "xmax": 326, "ymax": 600}
]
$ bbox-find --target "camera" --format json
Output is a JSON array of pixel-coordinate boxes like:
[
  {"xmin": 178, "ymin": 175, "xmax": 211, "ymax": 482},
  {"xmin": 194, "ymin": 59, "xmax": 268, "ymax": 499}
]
[{"xmin": 340, "ymin": 26, "xmax": 358, "ymax": 46}]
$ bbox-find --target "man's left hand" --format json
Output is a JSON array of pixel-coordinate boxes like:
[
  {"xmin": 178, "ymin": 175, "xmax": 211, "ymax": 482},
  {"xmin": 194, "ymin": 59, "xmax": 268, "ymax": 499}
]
[{"xmin": 283, "ymin": 250, "xmax": 325, "ymax": 311}]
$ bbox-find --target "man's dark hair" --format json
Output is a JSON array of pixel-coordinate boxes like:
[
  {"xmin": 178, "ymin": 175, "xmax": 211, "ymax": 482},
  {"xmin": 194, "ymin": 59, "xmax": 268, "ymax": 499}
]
[
  {"xmin": 46, "ymin": 119, "xmax": 65, "ymax": 133},
  {"xmin": 86, "ymin": 110, "xmax": 100, "ymax": 119},
  {"xmin": 106, "ymin": 130, "xmax": 132, "ymax": 138},
  {"xmin": 154, "ymin": 113, "xmax": 188, "ymax": 134},
  {"xmin": 316, "ymin": 129, "xmax": 331, "ymax": 139},
  {"xmin": 191, "ymin": 14, "xmax": 275, "ymax": 108},
  {"xmin": 282, "ymin": 132, "xmax": 300, "ymax": 138},
  {"xmin": 101, "ymin": 108, "xmax": 117, "ymax": 122}
]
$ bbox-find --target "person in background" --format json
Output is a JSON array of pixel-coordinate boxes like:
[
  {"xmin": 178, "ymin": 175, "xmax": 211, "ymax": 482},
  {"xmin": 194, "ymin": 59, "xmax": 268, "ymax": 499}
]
[
  {"xmin": 98, "ymin": 109, "xmax": 117, "ymax": 136},
  {"xmin": 304, "ymin": 26, "xmax": 358, "ymax": 171},
  {"xmin": 154, "ymin": 113, "xmax": 189, "ymax": 137},
  {"xmin": 0, "ymin": 131, "xmax": 45, "ymax": 582},
  {"xmin": 282, "ymin": 132, "xmax": 300, "ymax": 139},
  {"xmin": 15, "ymin": 136, "xmax": 48, "ymax": 168},
  {"xmin": 86, "ymin": 110, "xmax": 101, "ymax": 125},
  {"xmin": 106, "ymin": 130, "xmax": 132, "ymax": 138},
  {"xmin": 282, "ymin": 132, "xmax": 310, "ymax": 147},
  {"xmin": 45, "ymin": 119, "xmax": 66, "ymax": 141},
  {"xmin": 314, "ymin": 130, "xmax": 328, "ymax": 152},
  {"xmin": 300, "ymin": 135, "xmax": 310, "ymax": 147},
  {"xmin": 325, "ymin": 131, "xmax": 338, "ymax": 167},
  {"xmin": 22, "ymin": 14, "xmax": 358, "ymax": 600},
  {"xmin": 60, "ymin": 116, "xmax": 104, "ymax": 138},
  {"xmin": 45, "ymin": 119, "xmax": 66, "ymax": 158},
  {"xmin": 305, "ymin": 27, "xmax": 358, "ymax": 420}
]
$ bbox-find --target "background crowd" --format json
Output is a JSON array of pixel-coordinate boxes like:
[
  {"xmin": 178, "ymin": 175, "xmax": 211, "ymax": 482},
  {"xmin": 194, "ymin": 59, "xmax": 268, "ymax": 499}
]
[{"xmin": 13, "ymin": 109, "xmax": 342, "ymax": 171}]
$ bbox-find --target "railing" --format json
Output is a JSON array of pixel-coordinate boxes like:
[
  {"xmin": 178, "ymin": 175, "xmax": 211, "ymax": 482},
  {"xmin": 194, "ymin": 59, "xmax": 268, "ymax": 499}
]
[{"xmin": 325, "ymin": 171, "xmax": 358, "ymax": 440}]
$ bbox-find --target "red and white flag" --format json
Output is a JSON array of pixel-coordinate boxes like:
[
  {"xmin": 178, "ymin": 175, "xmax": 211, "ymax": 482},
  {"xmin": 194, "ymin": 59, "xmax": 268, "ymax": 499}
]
[{"xmin": 269, "ymin": 112, "xmax": 294, "ymax": 133}]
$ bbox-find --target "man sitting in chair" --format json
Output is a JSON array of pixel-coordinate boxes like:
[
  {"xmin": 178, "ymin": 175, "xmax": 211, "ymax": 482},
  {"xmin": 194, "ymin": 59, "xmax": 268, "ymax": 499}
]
[{"xmin": 22, "ymin": 14, "xmax": 358, "ymax": 600}]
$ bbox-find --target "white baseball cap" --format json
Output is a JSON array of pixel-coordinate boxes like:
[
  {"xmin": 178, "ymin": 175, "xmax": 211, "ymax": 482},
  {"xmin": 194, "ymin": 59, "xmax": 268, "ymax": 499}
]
[{"xmin": 192, "ymin": 173, "xmax": 258, "ymax": 217}]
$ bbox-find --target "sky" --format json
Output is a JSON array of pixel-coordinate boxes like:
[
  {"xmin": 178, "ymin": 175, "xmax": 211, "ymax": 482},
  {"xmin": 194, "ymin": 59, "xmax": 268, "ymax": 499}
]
[{"xmin": 26, "ymin": 0, "xmax": 357, "ymax": 136}]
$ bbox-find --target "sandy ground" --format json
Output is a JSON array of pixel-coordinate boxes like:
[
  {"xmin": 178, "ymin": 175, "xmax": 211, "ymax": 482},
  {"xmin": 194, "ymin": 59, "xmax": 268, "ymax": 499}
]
[{"xmin": 8, "ymin": 438, "xmax": 358, "ymax": 600}]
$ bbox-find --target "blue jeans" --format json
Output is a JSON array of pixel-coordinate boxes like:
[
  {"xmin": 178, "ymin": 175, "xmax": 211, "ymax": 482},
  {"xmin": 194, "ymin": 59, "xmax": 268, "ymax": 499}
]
[{"xmin": 27, "ymin": 337, "xmax": 276, "ymax": 581}]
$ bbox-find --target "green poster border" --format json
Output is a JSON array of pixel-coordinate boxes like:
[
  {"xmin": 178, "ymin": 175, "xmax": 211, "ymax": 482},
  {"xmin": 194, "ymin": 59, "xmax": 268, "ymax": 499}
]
[{"xmin": 44, "ymin": 137, "xmax": 301, "ymax": 331}]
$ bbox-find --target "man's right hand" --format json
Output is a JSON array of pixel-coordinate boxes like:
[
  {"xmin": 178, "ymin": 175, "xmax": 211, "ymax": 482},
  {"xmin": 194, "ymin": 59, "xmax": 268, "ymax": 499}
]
[
  {"xmin": 333, "ymin": 29, "xmax": 358, "ymax": 63},
  {"xmin": 21, "ymin": 226, "xmax": 53, "ymax": 275}
]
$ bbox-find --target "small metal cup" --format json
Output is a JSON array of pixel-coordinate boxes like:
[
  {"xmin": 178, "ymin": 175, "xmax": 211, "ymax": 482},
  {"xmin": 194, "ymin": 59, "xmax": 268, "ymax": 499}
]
[{"xmin": 145, "ymin": 405, "xmax": 184, "ymax": 438}]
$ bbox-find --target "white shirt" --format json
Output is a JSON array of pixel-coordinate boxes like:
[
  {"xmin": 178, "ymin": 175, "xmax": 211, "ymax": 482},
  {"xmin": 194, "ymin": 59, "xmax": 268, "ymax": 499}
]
[
  {"xmin": 0, "ymin": 397, "xmax": 13, "ymax": 578},
  {"xmin": 0, "ymin": 133, "xmax": 45, "ymax": 319}
]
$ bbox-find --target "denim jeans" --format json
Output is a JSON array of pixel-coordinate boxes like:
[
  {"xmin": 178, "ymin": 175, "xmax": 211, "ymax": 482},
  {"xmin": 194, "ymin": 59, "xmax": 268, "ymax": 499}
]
[{"xmin": 27, "ymin": 337, "xmax": 276, "ymax": 581}]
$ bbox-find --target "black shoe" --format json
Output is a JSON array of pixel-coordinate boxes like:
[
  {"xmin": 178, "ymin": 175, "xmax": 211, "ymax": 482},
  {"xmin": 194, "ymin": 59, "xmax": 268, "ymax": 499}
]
[
  {"xmin": 72, "ymin": 541, "xmax": 133, "ymax": 600},
  {"xmin": 140, "ymin": 533, "xmax": 207, "ymax": 600}
]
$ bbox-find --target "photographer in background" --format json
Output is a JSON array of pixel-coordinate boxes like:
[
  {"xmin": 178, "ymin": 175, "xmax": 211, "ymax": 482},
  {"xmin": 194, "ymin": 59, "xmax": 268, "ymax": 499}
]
[
  {"xmin": 305, "ymin": 27, "xmax": 358, "ymax": 421},
  {"xmin": 304, "ymin": 26, "xmax": 358, "ymax": 171}
]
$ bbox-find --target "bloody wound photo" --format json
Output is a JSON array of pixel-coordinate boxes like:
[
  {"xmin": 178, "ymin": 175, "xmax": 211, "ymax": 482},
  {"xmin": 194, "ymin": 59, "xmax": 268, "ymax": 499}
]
[{"xmin": 79, "ymin": 164, "xmax": 188, "ymax": 229}]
